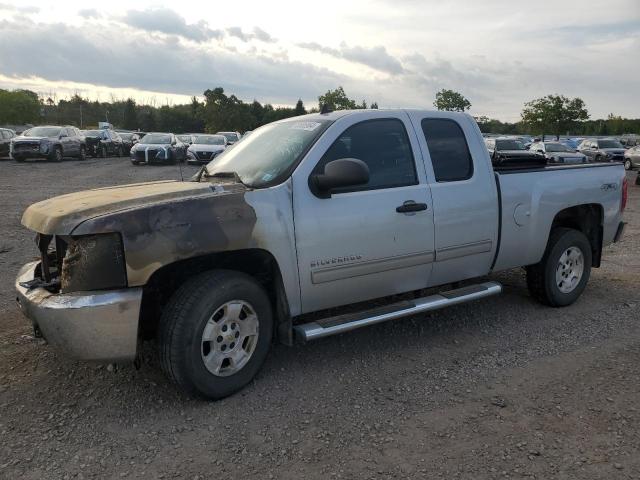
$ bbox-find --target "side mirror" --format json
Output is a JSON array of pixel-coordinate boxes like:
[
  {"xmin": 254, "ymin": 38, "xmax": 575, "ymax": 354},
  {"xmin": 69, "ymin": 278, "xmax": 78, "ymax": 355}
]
[
  {"xmin": 591, "ymin": 145, "xmax": 598, "ymax": 150},
  {"xmin": 310, "ymin": 158, "xmax": 369, "ymax": 198}
]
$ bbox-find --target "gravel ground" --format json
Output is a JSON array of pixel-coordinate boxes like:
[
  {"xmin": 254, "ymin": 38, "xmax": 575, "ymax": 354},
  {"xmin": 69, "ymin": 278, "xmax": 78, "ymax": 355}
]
[{"xmin": 1, "ymin": 158, "xmax": 639, "ymax": 479}]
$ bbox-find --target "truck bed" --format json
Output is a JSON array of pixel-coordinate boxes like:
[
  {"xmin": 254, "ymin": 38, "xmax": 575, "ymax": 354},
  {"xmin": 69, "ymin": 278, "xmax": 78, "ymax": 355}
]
[{"xmin": 492, "ymin": 162, "xmax": 625, "ymax": 272}]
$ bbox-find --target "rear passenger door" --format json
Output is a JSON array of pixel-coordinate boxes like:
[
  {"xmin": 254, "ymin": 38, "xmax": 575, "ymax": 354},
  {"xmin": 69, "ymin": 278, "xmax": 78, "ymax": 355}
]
[
  {"xmin": 67, "ymin": 128, "xmax": 80, "ymax": 155},
  {"xmin": 407, "ymin": 112, "xmax": 499, "ymax": 286}
]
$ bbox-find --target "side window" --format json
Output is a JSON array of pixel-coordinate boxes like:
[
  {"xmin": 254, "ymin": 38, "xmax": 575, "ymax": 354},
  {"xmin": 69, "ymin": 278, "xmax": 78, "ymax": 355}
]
[
  {"xmin": 421, "ymin": 118, "xmax": 473, "ymax": 182},
  {"xmin": 314, "ymin": 118, "xmax": 417, "ymax": 192},
  {"xmin": 1, "ymin": 131, "xmax": 9, "ymax": 139}
]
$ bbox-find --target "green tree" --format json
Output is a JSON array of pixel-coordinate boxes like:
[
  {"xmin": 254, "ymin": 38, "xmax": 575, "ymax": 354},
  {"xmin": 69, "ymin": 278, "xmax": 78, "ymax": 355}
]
[
  {"xmin": 0, "ymin": 89, "xmax": 41, "ymax": 124},
  {"xmin": 294, "ymin": 99, "xmax": 306, "ymax": 116},
  {"xmin": 370, "ymin": 102, "xmax": 379, "ymax": 109},
  {"xmin": 521, "ymin": 94, "xmax": 589, "ymax": 139},
  {"xmin": 433, "ymin": 89, "xmax": 471, "ymax": 112},
  {"xmin": 123, "ymin": 98, "xmax": 137, "ymax": 130},
  {"xmin": 318, "ymin": 86, "xmax": 358, "ymax": 111}
]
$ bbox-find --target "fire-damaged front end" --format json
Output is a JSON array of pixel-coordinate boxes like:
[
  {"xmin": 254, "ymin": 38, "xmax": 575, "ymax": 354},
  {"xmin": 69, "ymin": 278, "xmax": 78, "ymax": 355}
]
[
  {"xmin": 15, "ymin": 231, "xmax": 142, "ymax": 361},
  {"xmin": 15, "ymin": 179, "xmax": 258, "ymax": 363}
]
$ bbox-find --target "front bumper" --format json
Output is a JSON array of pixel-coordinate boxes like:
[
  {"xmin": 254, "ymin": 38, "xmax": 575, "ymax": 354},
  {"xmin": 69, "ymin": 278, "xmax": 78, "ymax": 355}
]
[
  {"xmin": 15, "ymin": 261, "xmax": 142, "ymax": 362},
  {"xmin": 12, "ymin": 150, "xmax": 49, "ymax": 160}
]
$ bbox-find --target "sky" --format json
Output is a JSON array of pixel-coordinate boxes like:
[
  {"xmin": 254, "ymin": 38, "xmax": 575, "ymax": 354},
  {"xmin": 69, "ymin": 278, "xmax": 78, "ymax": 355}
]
[{"xmin": 0, "ymin": 0, "xmax": 638, "ymax": 121}]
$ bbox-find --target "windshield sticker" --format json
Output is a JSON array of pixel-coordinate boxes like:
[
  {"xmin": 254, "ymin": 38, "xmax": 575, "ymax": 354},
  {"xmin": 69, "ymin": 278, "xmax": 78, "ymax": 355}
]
[
  {"xmin": 289, "ymin": 121, "xmax": 321, "ymax": 131},
  {"xmin": 261, "ymin": 173, "xmax": 275, "ymax": 182}
]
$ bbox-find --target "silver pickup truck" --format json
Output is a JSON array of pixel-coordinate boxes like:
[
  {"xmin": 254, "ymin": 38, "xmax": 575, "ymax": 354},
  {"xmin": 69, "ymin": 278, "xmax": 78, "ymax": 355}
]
[{"xmin": 15, "ymin": 110, "xmax": 627, "ymax": 399}]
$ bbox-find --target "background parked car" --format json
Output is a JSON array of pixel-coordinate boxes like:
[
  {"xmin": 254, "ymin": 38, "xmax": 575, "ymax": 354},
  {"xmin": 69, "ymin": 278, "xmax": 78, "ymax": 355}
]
[
  {"xmin": 485, "ymin": 137, "xmax": 545, "ymax": 166},
  {"xmin": 528, "ymin": 141, "xmax": 587, "ymax": 164},
  {"xmin": 11, "ymin": 126, "xmax": 86, "ymax": 162},
  {"xmin": 0, "ymin": 128, "xmax": 16, "ymax": 158},
  {"xmin": 118, "ymin": 132, "xmax": 141, "ymax": 153},
  {"xmin": 578, "ymin": 138, "xmax": 626, "ymax": 164},
  {"xmin": 624, "ymin": 145, "xmax": 640, "ymax": 171},
  {"xmin": 558, "ymin": 138, "xmax": 580, "ymax": 150},
  {"xmin": 619, "ymin": 134, "xmax": 640, "ymax": 148},
  {"xmin": 177, "ymin": 134, "xmax": 195, "ymax": 145},
  {"xmin": 215, "ymin": 131, "xmax": 241, "ymax": 144},
  {"xmin": 130, "ymin": 132, "xmax": 187, "ymax": 165},
  {"xmin": 81, "ymin": 129, "xmax": 125, "ymax": 157},
  {"xmin": 186, "ymin": 134, "xmax": 227, "ymax": 165}
]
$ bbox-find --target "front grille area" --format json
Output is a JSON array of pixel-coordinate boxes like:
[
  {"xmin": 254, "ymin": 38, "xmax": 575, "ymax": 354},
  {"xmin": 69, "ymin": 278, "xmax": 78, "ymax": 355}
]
[
  {"xmin": 14, "ymin": 142, "xmax": 39, "ymax": 152},
  {"xmin": 147, "ymin": 149, "xmax": 159, "ymax": 160},
  {"xmin": 135, "ymin": 150, "xmax": 146, "ymax": 162},
  {"xmin": 198, "ymin": 151, "xmax": 213, "ymax": 160}
]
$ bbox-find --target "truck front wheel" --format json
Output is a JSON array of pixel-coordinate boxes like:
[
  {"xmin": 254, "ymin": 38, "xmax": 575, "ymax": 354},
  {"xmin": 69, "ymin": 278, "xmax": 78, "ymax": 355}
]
[
  {"xmin": 158, "ymin": 270, "xmax": 273, "ymax": 399},
  {"xmin": 526, "ymin": 228, "xmax": 592, "ymax": 307}
]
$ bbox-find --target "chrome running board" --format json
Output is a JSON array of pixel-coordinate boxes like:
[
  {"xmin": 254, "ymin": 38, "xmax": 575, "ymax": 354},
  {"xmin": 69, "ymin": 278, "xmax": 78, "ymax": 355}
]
[{"xmin": 294, "ymin": 281, "xmax": 502, "ymax": 342}]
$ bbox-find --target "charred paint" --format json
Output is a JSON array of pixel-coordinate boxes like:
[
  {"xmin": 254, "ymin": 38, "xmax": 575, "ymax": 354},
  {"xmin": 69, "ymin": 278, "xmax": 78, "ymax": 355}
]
[{"xmin": 70, "ymin": 183, "xmax": 258, "ymax": 286}]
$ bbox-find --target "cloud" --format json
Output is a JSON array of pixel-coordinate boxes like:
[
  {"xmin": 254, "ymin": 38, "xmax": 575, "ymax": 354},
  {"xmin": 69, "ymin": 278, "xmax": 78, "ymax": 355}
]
[
  {"xmin": 226, "ymin": 26, "xmax": 276, "ymax": 43},
  {"xmin": 298, "ymin": 42, "xmax": 404, "ymax": 75},
  {"xmin": 252, "ymin": 27, "xmax": 275, "ymax": 43},
  {"xmin": 0, "ymin": 17, "xmax": 343, "ymax": 106},
  {"xmin": 122, "ymin": 8, "xmax": 223, "ymax": 43},
  {"xmin": 0, "ymin": 2, "xmax": 39, "ymax": 13},
  {"xmin": 78, "ymin": 8, "xmax": 101, "ymax": 19}
]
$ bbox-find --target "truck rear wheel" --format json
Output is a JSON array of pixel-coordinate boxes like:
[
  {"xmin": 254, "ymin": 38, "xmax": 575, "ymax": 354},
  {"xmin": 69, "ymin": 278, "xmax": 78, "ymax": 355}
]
[
  {"xmin": 526, "ymin": 228, "xmax": 592, "ymax": 307},
  {"xmin": 158, "ymin": 270, "xmax": 273, "ymax": 399}
]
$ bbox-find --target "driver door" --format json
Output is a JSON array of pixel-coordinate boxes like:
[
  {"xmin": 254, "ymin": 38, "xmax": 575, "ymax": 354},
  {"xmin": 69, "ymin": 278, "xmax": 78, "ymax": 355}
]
[{"xmin": 292, "ymin": 112, "xmax": 435, "ymax": 313}]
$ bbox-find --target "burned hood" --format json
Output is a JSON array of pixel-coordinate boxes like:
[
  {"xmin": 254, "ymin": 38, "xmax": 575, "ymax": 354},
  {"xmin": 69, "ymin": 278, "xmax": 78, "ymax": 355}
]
[{"xmin": 21, "ymin": 180, "xmax": 233, "ymax": 235}]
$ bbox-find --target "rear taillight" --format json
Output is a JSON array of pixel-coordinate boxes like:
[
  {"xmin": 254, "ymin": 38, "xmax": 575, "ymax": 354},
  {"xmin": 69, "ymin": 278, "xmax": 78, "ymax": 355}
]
[{"xmin": 621, "ymin": 178, "xmax": 628, "ymax": 212}]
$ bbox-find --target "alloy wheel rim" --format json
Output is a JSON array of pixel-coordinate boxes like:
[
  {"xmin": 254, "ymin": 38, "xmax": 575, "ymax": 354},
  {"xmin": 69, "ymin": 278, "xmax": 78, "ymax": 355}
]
[
  {"xmin": 201, "ymin": 300, "xmax": 259, "ymax": 377},
  {"xmin": 555, "ymin": 246, "xmax": 584, "ymax": 294}
]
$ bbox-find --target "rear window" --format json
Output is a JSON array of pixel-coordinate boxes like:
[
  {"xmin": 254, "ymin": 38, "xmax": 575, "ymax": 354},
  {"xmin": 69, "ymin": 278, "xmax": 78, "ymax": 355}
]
[{"xmin": 421, "ymin": 119, "xmax": 473, "ymax": 182}]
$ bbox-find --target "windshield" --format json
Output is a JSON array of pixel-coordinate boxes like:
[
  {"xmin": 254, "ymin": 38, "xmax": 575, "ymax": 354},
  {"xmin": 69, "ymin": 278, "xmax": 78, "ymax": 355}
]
[
  {"xmin": 219, "ymin": 133, "xmax": 238, "ymax": 142},
  {"xmin": 496, "ymin": 139, "xmax": 525, "ymax": 150},
  {"xmin": 598, "ymin": 139, "xmax": 623, "ymax": 148},
  {"xmin": 177, "ymin": 135, "xmax": 191, "ymax": 142},
  {"xmin": 194, "ymin": 135, "xmax": 225, "ymax": 145},
  {"xmin": 143, "ymin": 134, "xmax": 172, "ymax": 144},
  {"xmin": 119, "ymin": 133, "xmax": 132, "ymax": 140},
  {"xmin": 545, "ymin": 143, "xmax": 570, "ymax": 152},
  {"xmin": 24, "ymin": 126, "xmax": 61, "ymax": 137},
  {"xmin": 84, "ymin": 130, "xmax": 101, "ymax": 136},
  {"xmin": 206, "ymin": 119, "xmax": 330, "ymax": 188}
]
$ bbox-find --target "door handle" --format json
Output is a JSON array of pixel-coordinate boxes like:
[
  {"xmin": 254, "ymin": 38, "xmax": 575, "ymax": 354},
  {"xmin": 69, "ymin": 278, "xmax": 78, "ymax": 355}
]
[{"xmin": 396, "ymin": 201, "xmax": 428, "ymax": 213}]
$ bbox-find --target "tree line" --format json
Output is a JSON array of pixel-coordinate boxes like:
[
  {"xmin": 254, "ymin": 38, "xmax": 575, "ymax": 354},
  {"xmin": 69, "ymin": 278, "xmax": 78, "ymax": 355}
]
[
  {"xmin": 0, "ymin": 86, "xmax": 377, "ymax": 134},
  {"xmin": 0, "ymin": 86, "xmax": 638, "ymax": 137}
]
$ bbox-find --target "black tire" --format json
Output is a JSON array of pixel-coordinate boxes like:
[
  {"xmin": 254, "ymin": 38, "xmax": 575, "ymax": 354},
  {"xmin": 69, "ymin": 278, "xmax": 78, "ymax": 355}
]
[
  {"xmin": 635, "ymin": 173, "xmax": 640, "ymax": 186},
  {"xmin": 595, "ymin": 155, "xmax": 602, "ymax": 163},
  {"xmin": 78, "ymin": 146, "xmax": 86, "ymax": 161},
  {"xmin": 131, "ymin": 160, "xmax": 140, "ymax": 166},
  {"xmin": 117, "ymin": 146, "xmax": 123, "ymax": 157},
  {"xmin": 158, "ymin": 270, "xmax": 273, "ymax": 399},
  {"xmin": 526, "ymin": 228, "xmax": 592, "ymax": 307},
  {"xmin": 100, "ymin": 145, "xmax": 107, "ymax": 158},
  {"xmin": 52, "ymin": 147, "xmax": 63, "ymax": 162},
  {"xmin": 624, "ymin": 159, "xmax": 631, "ymax": 170}
]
